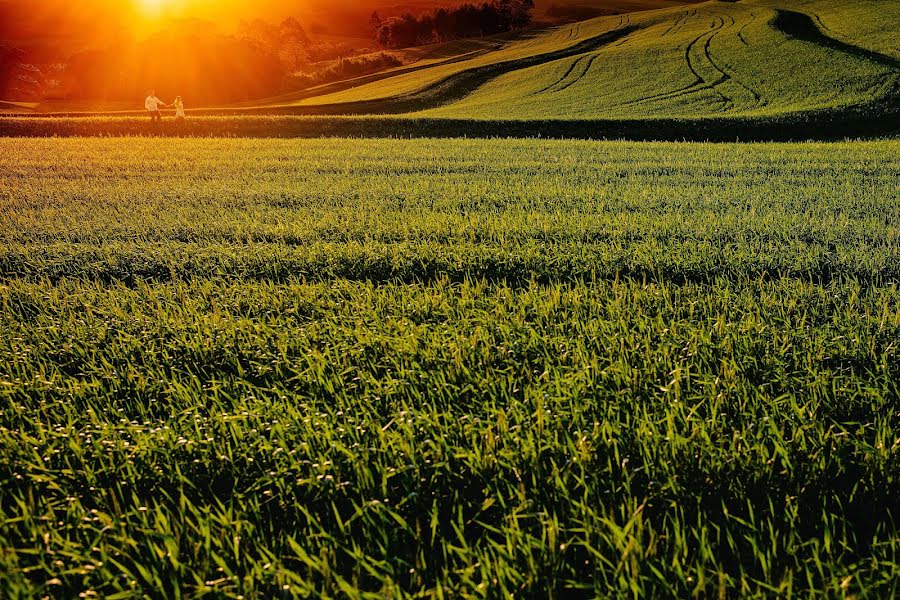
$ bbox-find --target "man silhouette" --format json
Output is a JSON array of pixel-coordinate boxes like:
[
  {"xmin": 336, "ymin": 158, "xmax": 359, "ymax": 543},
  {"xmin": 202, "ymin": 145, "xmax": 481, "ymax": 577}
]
[{"xmin": 145, "ymin": 89, "xmax": 167, "ymax": 123}]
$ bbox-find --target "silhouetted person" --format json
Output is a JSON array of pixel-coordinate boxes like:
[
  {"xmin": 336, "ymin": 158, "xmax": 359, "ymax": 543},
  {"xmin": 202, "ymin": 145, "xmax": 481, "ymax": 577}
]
[
  {"xmin": 145, "ymin": 89, "xmax": 167, "ymax": 123},
  {"xmin": 173, "ymin": 96, "xmax": 185, "ymax": 122}
]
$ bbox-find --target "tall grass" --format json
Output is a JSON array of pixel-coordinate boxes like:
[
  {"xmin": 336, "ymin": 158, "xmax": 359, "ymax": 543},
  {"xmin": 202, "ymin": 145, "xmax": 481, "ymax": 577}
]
[{"xmin": 1, "ymin": 137, "xmax": 899, "ymax": 597}]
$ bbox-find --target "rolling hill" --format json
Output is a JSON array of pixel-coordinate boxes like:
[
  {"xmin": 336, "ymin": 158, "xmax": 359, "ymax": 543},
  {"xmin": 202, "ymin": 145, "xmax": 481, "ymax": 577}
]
[
  {"xmin": 269, "ymin": 0, "xmax": 898, "ymax": 122},
  {"xmin": 2, "ymin": 0, "xmax": 898, "ymax": 140}
]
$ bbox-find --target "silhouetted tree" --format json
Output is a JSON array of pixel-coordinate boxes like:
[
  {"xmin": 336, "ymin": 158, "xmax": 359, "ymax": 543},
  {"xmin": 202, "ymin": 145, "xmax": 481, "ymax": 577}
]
[
  {"xmin": 63, "ymin": 27, "xmax": 284, "ymax": 105},
  {"xmin": 278, "ymin": 17, "xmax": 311, "ymax": 71},
  {"xmin": 0, "ymin": 46, "xmax": 26, "ymax": 97},
  {"xmin": 369, "ymin": 12, "xmax": 382, "ymax": 35},
  {"xmin": 434, "ymin": 9, "xmax": 451, "ymax": 42},
  {"xmin": 238, "ymin": 19, "xmax": 280, "ymax": 54},
  {"xmin": 374, "ymin": 0, "xmax": 534, "ymax": 49}
]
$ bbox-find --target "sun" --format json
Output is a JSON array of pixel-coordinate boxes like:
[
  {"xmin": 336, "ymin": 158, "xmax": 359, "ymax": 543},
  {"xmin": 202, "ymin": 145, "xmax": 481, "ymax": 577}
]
[{"xmin": 136, "ymin": 0, "xmax": 171, "ymax": 15}]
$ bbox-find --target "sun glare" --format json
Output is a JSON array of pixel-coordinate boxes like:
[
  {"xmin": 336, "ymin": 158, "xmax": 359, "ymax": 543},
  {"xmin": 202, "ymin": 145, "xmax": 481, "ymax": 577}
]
[{"xmin": 137, "ymin": 0, "xmax": 170, "ymax": 15}]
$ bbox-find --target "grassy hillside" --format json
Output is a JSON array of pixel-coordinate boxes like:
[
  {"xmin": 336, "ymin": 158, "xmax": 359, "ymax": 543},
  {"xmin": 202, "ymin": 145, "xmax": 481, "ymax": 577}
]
[
  {"xmin": 2, "ymin": 137, "xmax": 899, "ymax": 597},
  {"xmin": 262, "ymin": 0, "xmax": 898, "ymax": 123},
  {"xmin": 286, "ymin": 17, "xmax": 631, "ymax": 107},
  {"xmin": 7, "ymin": 0, "xmax": 897, "ymax": 138},
  {"xmin": 750, "ymin": 0, "xmax": 900, "ymax": 58}
]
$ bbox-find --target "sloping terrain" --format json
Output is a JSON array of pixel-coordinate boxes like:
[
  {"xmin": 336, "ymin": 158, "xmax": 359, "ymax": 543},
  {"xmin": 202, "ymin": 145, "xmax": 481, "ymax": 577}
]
[
  {"xmin": 242, "ymin": 0, "xmax": 897, "ymax": 125},
  {"xmin": 284, "ymin": 17, "xmax": 634, "ymax": 110},
  {"xmin": 0, "ymin": 101, "xmax": 36, "ymax": 113},
  {"xmin": 3, "ymin": 0, "xmax": 898, "ymax": 139}
]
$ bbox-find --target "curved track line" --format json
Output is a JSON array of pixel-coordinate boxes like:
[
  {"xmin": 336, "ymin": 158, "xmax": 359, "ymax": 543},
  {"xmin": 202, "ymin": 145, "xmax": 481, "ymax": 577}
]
[
  {"xmin": 667, "ymin": 9, "xmax": 696, "ymax": 38},
  {"xmin": 737, "ymin": 12, "xmax": 755, "ymax": 46},
  {"xmin": 550, "ymin": 52, "xmax": 604, "ymax": 93},
  {"xmin": 532, "ymin": 54, "xmax": 590, "ymax": 95},
  {"xmin": 634, "ymin": 10, "xmax": 753, "ymax": 112},
  {"xmin": 703, "ymin": 12, "xmax": 763, "ymax": 107},
  {"xmin": 613, "ymin": 15, "xmax": 632, "ymax": 46},
  {"xmin": 281, "ymin": 23, "xmax": 639, "ymax": 115},
  {"xmin": 662, "ymin": 10, "xmax": 689, "ymax": 37},
  {"xmin": 684, "ymin": 14, "xmax": 730, "ymax": 109},
  {"xmin": 610, "ymin": 11, "xmax": 724, "ymax": 110},
  {"xmin": 529, "ymin": 16, "xmax": 631, "ymax": 96},
  {"xmin": 567, "ymin": 21, "xmax": 581, "ymax": 41},
  {"xmin": 529, "ymin": 17, "xmax": 638, "ymax": 96},
  {"xmin": 615, "ymin": 81, "xmax": 708, "ymax": 109}
]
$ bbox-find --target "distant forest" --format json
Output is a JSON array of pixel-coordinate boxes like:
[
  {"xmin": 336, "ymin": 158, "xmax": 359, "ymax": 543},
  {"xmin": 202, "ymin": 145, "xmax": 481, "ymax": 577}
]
[
  {"xmin": 372, "ymin": 0, "xmax": 535, "ymax": 49},
  {"xmin": 0, "ymin": 0, "xmax": 536, "ymax": 105},
  {"xmin": 0, "ymin": 17, "xmax": 356, "ymax": 105}
]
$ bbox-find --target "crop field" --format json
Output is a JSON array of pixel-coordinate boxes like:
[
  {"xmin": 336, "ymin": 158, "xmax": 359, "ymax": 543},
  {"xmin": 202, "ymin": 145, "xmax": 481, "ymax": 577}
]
[
  {"xmin": 245, "ymin": 0, "xmax": 899, "ymax": 124},
  {"xmin": 6, "ymin": 0, "xmax": 897, "ymax": 142},
  {"xmin": 1, "ymin": 137, "xmax": 899, "ymax": 597},
  {"xmin": 421, "ymin": 0, "xmax": 900, "ymax": 120}
]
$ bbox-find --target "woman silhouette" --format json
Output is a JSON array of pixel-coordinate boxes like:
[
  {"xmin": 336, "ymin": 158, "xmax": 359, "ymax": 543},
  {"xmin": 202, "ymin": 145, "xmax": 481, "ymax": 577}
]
[{"xmin": 173, "ymin": 96, "xmax": 186, "ymax": 122}]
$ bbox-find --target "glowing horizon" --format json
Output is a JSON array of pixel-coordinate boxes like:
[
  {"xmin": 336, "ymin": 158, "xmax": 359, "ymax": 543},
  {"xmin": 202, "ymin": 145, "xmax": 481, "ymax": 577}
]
[
  {"xmin": 1, "ymin": 0, "xmax": 471, "ymax": 48},
  {"xmin": 133, "ymin": 0, "xmax": 183, "ymax": 31}
]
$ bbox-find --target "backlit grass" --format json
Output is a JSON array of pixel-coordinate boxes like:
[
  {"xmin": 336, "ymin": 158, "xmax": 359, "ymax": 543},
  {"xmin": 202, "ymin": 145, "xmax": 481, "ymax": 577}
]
[{"xmin": 1, "ymin": 137, "xmax": 899, "ymax": 598}]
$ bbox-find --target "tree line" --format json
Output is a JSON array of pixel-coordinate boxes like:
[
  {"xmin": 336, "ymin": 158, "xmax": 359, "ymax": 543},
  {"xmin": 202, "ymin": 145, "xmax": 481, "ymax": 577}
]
[
  {"xmin": 2, "ymin": 17, "xmax": 339, "ymax": 106},
  {"xmin": 372, "ymin": 0, "xmax": 535, "ymax": 49},
  {"xmin": 63, "ymin": 21, "xmax": 284, "ymax": 106},
  {"xmin": 0, "ymin": 0, "xmax": 537, "ymax": 105}
]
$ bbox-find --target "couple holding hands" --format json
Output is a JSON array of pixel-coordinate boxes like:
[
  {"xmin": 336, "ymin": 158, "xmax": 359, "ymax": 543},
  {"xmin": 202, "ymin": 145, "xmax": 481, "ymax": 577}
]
[{"xmin": 145, "ymin": 90, "xmax": 185, "ymax": 122}]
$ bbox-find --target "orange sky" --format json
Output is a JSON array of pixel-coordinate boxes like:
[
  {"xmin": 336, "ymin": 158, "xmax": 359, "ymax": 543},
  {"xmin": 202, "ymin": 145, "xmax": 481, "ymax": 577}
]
[
  {"xmin": 0, "ymin": 0, "xmax": 470, "ymax": 46},
  {"xmin": 1, "ymin": 0, "xmax": 693, "ymax": 49}
]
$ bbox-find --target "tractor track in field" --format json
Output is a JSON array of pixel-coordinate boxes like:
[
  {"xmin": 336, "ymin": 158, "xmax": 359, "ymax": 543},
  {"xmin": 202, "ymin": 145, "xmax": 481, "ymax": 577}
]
[
  {"xmin": 225, "ymin": 22, "xmax": 638, "ymax": 116},
  {"xmin": 615, "ymin": 80, "xmax": 707, "ymax": 109},
  {"xmin": 737, "ymin": 12, "xmax": 755, "ymax": 46},
  {"xmin": 620, "ymin": 9, "xmax": 762, "ymax": 111},
  {"xmin": 612, "ymin": 16, "xmax": 632, "ymax": 46},
  {"xmin": 623, "ymin": 5, "xmax": 900, "ymax": 114},
  {"xmin": 690, "ymin": 11, "xmax": 762, "ymax": 110},
  {"xmin": 582, "ymin": 11, "xmax": 721, "ymax": 110},
  {"xmin": 567, "ymin": 22, "xmax": 581, "ymax": 41},
  {"xmin": 685, "ymin": 14, "xmax": 731, "ymax": 110},
  {"xmin": 704, "ymin": 13, "xmax": 763, "ymax": 107},
  {"xmin": 532, "ymin": 45, "xmax": 608, "ymax": 96},
  {"xmin": 530, "ymin": 17, "xmax": 631, "ymax": 96},
  {"xmin": 663, "ymin": 9, "xmax": 694, "ymax": 37},
  {"xmin": 532, "ymin": 55, "xmax": 591, "ymax": 95},
  {"xmin": 549, "ymin": 53, "xmax": 604, "ymax": 94}
]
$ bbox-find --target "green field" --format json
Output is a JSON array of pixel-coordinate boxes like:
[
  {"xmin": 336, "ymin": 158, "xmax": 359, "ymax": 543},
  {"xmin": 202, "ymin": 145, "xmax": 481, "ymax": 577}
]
[
  {"xmin": 2, "ymin": 0, "xmax": 898, "ymax": 595},
  {"xmin": 5, "ymin": 0, "xmax": 897, "ymax": 141},
  {"xmin": 2, "ymin": 137, "xmax": 899, "ymax": 597},
  {"xmin": 266, "ymin": 0, "xmax": 899, "ymax": 123},
  {"xmin": 424, "ymin": 1, "xmax": 898, "ymax": 119}
]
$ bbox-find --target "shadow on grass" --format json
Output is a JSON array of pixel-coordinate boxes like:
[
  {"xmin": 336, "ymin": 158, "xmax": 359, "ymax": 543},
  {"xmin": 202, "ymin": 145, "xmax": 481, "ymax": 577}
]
[
  {"xmin": 772, "ymin": 10, "xmax": 900, "ymax": 70},
  {"xmin": 1, "ymin": 96, "xmax": 898, "ymax": 141}
]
